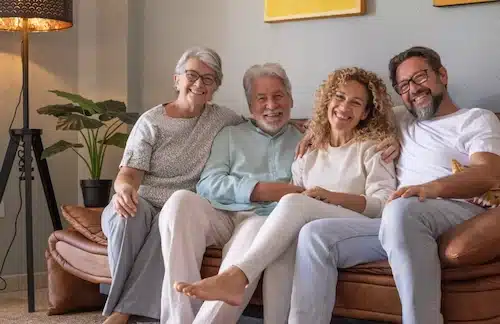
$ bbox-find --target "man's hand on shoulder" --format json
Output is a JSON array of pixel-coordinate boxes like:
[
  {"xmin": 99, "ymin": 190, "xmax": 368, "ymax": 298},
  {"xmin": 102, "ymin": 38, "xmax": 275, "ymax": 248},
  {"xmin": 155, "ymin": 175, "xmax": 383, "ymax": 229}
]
[{"xmin": 376, "ymin": 136, "xmax": 401, "ymax": 164}]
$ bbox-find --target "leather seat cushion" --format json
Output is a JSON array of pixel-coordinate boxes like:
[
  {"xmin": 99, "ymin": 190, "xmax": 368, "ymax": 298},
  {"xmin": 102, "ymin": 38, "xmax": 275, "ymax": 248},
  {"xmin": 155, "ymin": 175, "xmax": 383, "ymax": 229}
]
[{"xmin": 48, "ymin": 230, "xmax": 111, "ymax": 284}]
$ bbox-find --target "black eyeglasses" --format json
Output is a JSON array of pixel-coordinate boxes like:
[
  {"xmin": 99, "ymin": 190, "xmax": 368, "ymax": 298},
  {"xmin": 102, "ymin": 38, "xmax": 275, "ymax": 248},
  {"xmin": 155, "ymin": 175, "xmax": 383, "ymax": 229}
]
[
  {"xmin": 394, "ymin": 69, "xmax": 429, "ymax": 95},
  {"xmin": 184, "ymin": 70, "xmax": 217, "ymax": 86}
]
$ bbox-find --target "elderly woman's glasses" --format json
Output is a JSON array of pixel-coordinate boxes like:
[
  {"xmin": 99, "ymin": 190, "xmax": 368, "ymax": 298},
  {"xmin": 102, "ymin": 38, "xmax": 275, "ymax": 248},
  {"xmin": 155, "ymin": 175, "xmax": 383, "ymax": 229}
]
[
  {"xmin": 185, "ymin": 70, "xmax": 217, "ymax": 86},
  {"xmin": 394, "ymin": 69, "xmax": 429, "ymax": 95}
]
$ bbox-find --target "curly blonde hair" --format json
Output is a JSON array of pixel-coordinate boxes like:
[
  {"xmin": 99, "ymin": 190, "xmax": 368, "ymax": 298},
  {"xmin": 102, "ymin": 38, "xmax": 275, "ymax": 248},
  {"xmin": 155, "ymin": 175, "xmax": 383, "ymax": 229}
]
[{"xmin": 308, "ymin": 67, "xmax": 396, "ymax": 150}]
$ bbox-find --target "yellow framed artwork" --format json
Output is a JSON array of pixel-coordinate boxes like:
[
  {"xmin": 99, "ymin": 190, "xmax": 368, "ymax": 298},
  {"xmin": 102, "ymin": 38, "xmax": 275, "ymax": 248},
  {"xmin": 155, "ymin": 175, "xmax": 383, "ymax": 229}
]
[
  {"xmin": 433, "ymin": 0, "xmax": 497, "ymax": 6},
  {"xmin": 264, "ymin": 0, "xmax": 366, "ymax": 23}
]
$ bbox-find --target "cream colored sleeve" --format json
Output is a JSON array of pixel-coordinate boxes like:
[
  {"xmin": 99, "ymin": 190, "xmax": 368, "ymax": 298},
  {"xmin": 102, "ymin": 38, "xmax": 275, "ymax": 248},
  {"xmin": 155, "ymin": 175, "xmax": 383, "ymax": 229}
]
[
  {"xmin": 291, "ymin": 155, "xmax": 305, "ymax": 187},
  {"xmin": 362, "ymin": 144, "xmax": 398, "ymax": 218}
]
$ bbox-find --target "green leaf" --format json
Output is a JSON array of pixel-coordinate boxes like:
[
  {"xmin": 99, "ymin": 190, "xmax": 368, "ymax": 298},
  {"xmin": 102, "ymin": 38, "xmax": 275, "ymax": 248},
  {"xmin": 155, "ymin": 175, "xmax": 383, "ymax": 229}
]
[
  {"xmin": 99, "ymin": 132, "xmax": 129, "ymax": 148},
  {"xmin": 41, "ymin": 140, "xmax": 84, "ymax": 159},
  {"xmin": 98, "ymin": 109, "xmax": 139, "ymax": 124},
  {"xmin": 49, "ymin": 90, "xmax": 103, "ymax": 115},
  {"xmin": 96, "ymin": 100, "xmax": 127, "ymax": 113},
  {"xmin": 114, "ymin": 112, "xmax": 139, "ymax": 124},
  {"xmin": 56, "ymin": 114, "xmax": 104, "ymax": 131},
  {"xmin": 37, "ymin": 104, "xmax": 89, "ymax": 117}
]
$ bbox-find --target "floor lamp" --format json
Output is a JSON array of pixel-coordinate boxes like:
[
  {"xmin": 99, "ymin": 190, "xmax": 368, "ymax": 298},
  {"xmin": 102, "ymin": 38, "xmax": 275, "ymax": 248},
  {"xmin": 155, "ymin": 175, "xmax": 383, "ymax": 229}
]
[{"xmin": 0, "ymin": 0, "xmax": 72, "ymax": 312}]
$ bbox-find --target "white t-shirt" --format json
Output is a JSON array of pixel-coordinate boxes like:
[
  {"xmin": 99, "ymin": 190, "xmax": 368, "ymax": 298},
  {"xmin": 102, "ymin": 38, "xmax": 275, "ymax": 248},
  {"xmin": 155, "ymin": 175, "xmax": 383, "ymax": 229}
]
[
  {"xmin": 291, "ymin": 140, "xmax": 397, "ymax": 218},
  {"xmin": 395, "ymin": 106, "xmax": 500, "ymax": 189}
]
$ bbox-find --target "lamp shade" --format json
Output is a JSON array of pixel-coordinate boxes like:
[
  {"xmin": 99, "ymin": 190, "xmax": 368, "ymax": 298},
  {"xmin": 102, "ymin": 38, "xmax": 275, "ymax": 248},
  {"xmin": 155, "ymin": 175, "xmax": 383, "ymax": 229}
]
[{"xmin": 0, "ymin": 0, "xmax": 72, "ymax": 32}]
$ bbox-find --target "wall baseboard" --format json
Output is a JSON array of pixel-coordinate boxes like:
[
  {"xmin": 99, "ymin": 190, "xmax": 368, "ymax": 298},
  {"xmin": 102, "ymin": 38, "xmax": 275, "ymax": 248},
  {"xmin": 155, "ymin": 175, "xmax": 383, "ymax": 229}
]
[{"xmin": 0, "ymin": 272, "xmax": 47, "ymax": 293}]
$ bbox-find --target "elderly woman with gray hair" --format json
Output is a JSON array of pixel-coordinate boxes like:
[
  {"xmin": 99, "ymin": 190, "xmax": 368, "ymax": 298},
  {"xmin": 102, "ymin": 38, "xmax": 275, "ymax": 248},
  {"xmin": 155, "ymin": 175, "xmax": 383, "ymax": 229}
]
[{"xmin": 100, "ymin": 46, "xmax": 243, "ymax": 324}]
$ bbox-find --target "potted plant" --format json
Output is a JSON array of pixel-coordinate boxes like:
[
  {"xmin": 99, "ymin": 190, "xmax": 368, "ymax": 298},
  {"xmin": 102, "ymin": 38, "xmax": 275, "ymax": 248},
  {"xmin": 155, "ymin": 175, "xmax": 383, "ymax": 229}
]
[{"xmin": 37, "ymin": 90, "xmax": 139, "ymax": 207}]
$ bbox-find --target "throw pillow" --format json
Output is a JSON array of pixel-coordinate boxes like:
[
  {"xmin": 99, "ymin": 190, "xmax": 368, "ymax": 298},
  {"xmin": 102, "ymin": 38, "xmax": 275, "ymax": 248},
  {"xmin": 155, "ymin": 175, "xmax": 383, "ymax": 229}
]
[{"xmin": 451, "ymin": 159, "xmax": 500, "ymax": 208}]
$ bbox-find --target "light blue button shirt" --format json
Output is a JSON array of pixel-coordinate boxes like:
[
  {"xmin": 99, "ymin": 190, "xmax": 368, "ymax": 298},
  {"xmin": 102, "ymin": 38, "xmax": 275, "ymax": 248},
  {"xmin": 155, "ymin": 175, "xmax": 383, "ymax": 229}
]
[{"xmin": 196, "ymin": 119, "xmax": 303, "ymax": 216}]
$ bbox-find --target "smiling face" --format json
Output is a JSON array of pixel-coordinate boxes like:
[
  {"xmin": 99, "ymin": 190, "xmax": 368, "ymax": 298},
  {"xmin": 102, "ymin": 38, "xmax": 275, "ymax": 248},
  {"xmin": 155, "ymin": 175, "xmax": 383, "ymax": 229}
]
[
  {"xmin": 174, "ymin": 58, "xmax": 218, "ymax": 106},
  {"xmin": 395, "ymin": 56, "xmax": 447, "ymax": 120},
  {"xmin": 249, "ymin": 75, "xmax": 292, "ymax": 135},
  {"xmin": 327, "ymin": 80, "xmax": 370, "ymax": 135}
]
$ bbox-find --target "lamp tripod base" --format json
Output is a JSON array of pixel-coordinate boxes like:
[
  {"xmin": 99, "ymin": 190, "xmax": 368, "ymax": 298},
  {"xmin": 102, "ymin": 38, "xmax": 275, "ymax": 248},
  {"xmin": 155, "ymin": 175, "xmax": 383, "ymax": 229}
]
[{"xmin": 0, "ymin": 128, "xmax": 62, "ymax": 312}]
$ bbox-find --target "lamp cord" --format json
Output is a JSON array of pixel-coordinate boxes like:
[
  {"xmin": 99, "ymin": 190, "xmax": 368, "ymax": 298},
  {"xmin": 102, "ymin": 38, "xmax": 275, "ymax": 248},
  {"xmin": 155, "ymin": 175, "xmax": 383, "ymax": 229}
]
[{"xmin": 0, "ymin": 40, "xmax": 26, "ymax": 290}]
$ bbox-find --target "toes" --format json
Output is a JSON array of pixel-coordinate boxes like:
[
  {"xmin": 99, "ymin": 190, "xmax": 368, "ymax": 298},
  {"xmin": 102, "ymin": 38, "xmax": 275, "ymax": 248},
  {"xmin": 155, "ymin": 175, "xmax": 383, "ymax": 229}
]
[
  {"xmin": 173, "ymin": 281, "xmax": 189, "ymax": 292},
  {"xmin": 183, "ymin": 285, "xmax": 197, "ymax": 297}
]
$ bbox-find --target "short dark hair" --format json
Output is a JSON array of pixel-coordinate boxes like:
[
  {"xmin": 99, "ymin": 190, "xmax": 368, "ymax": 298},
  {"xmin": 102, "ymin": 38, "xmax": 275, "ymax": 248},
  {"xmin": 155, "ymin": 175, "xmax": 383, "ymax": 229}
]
[{"xmin": 389, "ymin": 46, "xmax": 443, "ymax": 86}]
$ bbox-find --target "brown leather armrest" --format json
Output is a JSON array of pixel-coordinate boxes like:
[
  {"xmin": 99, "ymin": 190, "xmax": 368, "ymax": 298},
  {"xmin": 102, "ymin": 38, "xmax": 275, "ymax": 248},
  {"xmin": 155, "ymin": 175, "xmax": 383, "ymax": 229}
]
[
  {"xmin": 439, "ymin": 206, "xmax": 500, "ymax": 267},
  {"xmin": 60, "ymin": 205, "xmax": 107, "ymax": 245}
]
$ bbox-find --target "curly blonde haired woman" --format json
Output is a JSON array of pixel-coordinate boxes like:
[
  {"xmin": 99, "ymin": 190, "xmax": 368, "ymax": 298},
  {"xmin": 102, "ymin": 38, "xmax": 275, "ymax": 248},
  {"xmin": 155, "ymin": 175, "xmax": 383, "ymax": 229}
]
[{"xmin": 175, "ymin": 67, "xmax": 398, "ymax": 322}]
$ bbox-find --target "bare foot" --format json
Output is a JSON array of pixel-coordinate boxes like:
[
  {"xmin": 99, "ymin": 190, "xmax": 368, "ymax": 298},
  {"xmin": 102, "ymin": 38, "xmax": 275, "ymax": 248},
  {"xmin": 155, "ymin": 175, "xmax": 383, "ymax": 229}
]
[
  {"xmin": 173, "ymin": 266, "xmax": 248, "ymax": 306},
  {"xmin": 103, "ymin": 312, "xmax": 130, "ymax": 324}
]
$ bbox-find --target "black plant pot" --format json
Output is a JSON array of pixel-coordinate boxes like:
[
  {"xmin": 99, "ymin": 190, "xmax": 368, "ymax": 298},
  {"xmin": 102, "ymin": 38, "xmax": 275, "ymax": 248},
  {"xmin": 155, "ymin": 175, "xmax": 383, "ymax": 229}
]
[{"xmin": 80, "ymin": 179, "xmax": 113, "ymax": 208}]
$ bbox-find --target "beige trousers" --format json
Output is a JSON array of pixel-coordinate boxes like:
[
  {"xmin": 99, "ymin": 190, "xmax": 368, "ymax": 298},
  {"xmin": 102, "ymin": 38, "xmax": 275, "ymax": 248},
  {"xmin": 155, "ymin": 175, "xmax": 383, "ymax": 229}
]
[{"xmin": 158, "ymin": 190, "xmax": 293, "ymax": 324}]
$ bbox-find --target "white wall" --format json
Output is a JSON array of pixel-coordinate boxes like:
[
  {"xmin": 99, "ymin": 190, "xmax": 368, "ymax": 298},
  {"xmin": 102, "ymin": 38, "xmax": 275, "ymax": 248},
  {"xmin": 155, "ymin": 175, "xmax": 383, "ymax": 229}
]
[{"xmin": 140, "ymin": 0, "xmax": 500, "ymax": 117}]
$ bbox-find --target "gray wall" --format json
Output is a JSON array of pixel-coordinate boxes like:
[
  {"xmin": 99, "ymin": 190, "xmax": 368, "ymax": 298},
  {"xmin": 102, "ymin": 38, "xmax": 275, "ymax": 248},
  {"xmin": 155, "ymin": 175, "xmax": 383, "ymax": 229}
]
[
  {"xmin": 0, "ymin": 18, "xmax": 79, "ymax": 275},
  {"xmin": 140, "ymin": 0, "xmax": 500, "ymax": 116},
  {"xmin": 0, "ymin": 0, "xmax": 132, "ymax": 277},
  {"xmin": 0, "ymin": 0, "xmax": 499, "ymax": 278}
]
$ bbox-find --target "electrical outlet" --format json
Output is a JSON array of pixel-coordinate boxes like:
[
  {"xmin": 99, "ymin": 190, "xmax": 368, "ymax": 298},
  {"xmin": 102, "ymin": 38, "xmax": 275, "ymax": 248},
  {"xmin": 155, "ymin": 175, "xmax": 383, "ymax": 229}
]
[{"xmin": 0, "ymin": 200, "xmax": 4, "ymax": 218}]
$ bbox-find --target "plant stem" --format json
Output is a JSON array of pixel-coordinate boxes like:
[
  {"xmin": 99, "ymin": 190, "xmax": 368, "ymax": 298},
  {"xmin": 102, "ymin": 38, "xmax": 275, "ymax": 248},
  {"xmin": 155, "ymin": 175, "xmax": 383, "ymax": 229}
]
[
  {"xmin": 105, "ymin": 121, "xmax": 124, "ymax": 141},
  {"xmin": 104, "ymin": 119, "xmax": 121, "ymax": 140},
  {"xmin": 91, "ymin": 129, "xmax": 99, "ymax": 179},
  {"xmin": 71, "ymin": 147, "xmax": 92, "ymax": 175},
  {"xmin": 99, "ymin": 144, "xmax": 108, "ymax": 179},
  {"xmin": 86, "ymin": 128, "xmax": 95, "ymax": 178},
  {"xmin": 79, "ymin": 130, "xmax": 91, "ymax": 153}
]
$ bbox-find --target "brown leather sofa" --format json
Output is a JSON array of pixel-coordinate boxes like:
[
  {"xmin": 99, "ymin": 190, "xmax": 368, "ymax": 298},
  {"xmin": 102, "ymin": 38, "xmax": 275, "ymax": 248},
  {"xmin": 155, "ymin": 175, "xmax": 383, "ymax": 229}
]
[{"xmin": 45, "ymin": 203, "xmax": 500, "ymax": 323}]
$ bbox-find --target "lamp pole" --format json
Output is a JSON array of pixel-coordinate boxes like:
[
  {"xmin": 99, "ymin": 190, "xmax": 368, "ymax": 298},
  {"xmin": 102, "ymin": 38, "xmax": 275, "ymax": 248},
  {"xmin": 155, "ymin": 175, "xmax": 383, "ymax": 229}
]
[
  {"xmin": 21, "ymin": 17, "xmax": 35, "ymax": 312},
  {"xmin": 0, "ymin": 1, "xmax": 73, "ymax": 311}
]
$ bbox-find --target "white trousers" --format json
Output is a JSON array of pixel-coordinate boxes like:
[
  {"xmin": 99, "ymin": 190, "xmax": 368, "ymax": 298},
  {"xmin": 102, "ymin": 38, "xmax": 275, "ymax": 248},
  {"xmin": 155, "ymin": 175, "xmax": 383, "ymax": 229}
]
[
  {"xmin": 158, "ymin": 190, "xmax": 293, "ymax": 324},
  {"xmin": 232, "ymin": 193, "xmax": 367, "ymax": 321}
]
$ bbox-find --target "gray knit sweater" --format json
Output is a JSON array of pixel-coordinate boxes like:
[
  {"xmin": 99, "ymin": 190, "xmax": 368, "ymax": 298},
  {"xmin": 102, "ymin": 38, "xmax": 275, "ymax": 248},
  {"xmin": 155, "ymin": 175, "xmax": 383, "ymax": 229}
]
[{"xmin": 120, "ymin": 103, "xmax": 243, "ymax": 208}]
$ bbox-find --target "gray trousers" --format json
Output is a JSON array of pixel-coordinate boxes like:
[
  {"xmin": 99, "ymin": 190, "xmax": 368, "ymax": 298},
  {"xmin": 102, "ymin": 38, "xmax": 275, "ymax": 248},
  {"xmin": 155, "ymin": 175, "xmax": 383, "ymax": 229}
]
[
  {"xmin": 289, "ymin": 197, "xmax": 485, "ymax": 324},
  {"xmin": 101, "ymin": 195, "xmax": 162, "ymax": 319}
]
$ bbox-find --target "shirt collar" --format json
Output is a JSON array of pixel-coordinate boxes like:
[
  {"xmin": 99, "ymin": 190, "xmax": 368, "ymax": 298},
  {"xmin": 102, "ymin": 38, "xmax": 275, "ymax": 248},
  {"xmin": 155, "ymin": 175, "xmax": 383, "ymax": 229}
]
[{"xmin": 247, "ymin": 118, "xmax": 289, "ymax": 138}]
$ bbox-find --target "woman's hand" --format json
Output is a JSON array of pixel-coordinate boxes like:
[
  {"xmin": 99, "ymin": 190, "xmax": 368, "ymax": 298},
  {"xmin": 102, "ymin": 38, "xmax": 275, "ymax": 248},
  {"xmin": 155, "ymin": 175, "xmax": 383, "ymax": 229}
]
[
  {"xmin": 113, "ymin": 184, "xmax": 139, "ymax": 218},
  {"xmin": 303, "ymin": 186, "xmax": 337, "ymax": 204},
  {"xmin": 376, "ymin": 137, "xmax": 400, "ymax": 163},
  {"xmin": 113, "ymin": 166, "xmax": 144, "ymax": 218}
]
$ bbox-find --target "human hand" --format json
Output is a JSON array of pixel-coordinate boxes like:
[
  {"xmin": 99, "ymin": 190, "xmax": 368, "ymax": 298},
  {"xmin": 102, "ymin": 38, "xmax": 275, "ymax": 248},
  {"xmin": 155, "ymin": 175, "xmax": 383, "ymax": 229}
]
[
  {"xmin": 290, "ymin": 119, "xmax": 310, "ymax": 134},
  {"xmin": 376, "ymin": 137, "xmax": 400, "ymax": 163},
  {"xmin": 113, "ymin": 184, "xmax": 139, "ymax": 218},
  {"xmin": 388, "ymin": 183, "xmax": 440, "ymax": 202},
  {"xmin": 295, "ymin": 134, "xmax": 312, "ymax": 159},
  {"xmin": 303, "ymin": 186, "xmax": 336, "ymax": 204}
]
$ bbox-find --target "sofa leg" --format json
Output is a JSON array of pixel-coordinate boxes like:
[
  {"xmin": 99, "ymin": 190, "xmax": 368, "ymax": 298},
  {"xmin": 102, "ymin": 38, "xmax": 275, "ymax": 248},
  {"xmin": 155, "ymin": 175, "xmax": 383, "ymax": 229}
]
[{"xmin": 45, "ymin": 250, "xmax": 107, "ymax": 315}]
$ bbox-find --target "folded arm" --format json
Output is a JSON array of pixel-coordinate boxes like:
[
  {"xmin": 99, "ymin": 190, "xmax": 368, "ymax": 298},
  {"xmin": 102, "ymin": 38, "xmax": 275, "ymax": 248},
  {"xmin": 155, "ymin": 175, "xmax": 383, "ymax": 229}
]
[{"xmin": 196, "ymin": 128, "xmax": 257, "ymax": 204}]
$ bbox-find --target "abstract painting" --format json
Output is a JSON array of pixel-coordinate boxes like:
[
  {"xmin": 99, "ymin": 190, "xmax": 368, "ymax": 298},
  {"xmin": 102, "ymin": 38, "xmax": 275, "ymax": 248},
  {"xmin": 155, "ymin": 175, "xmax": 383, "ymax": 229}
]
[
  {"xmin": 433, "ymin": 0, "xmax": 498, "ymax": 6},
  {"xmin": 264, "ymin": 0, "xmax": 365, "ymax": 23}
]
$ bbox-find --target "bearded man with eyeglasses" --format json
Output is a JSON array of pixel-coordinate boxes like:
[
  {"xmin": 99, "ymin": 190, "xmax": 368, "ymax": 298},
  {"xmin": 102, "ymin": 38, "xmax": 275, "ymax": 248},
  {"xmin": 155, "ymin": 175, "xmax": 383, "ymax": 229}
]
[{"xmin": 282, "ymin": 46, "xmax": 500, "ymax": 324}]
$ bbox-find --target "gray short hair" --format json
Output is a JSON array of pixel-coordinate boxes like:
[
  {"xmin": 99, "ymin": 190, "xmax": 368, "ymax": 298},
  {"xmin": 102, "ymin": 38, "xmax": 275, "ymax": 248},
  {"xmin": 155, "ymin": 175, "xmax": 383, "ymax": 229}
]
[
  {"xmin": 242, "ymin": 63, "xmax": 292, "ymax": 107},
  {"xmin": 175, "ymin": 46, "xmax": 223, "ymax": 87}
]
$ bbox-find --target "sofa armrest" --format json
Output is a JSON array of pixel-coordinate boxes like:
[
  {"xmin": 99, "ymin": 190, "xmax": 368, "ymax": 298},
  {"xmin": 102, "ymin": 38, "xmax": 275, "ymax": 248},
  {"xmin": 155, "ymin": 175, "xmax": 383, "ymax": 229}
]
[
  {"xmin": 439, "ymin": 206, "xmax": 500, "ymax": 267},
  {"xmin": 61, "ymin": 205, "xmax": 107, "ymax": 245}
]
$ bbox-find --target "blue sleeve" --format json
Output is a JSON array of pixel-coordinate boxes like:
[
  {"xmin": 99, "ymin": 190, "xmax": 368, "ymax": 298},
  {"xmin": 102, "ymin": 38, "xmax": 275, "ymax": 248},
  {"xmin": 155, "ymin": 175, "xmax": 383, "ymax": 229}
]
[{"xmin": 196, "ymin": 128, "xmax": 259, "ymax": 204}]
